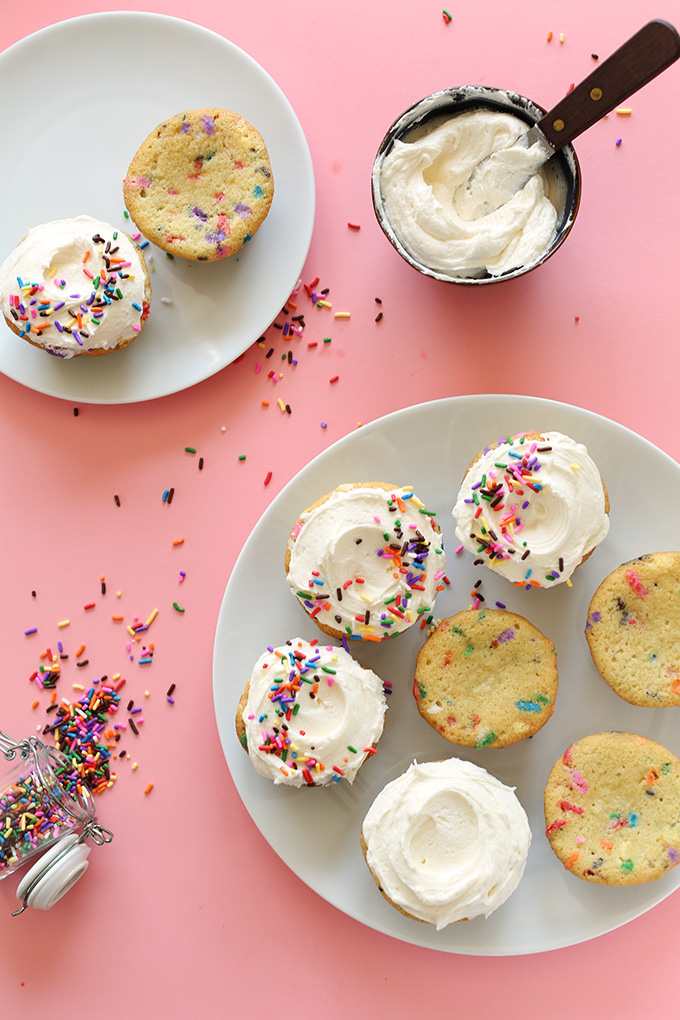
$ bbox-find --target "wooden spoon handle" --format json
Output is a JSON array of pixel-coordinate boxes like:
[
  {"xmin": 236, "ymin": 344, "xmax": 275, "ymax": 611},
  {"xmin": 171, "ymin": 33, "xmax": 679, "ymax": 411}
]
[{"xmin": 538, "ymin": 20, "xmax": 680, "ymax": 149}]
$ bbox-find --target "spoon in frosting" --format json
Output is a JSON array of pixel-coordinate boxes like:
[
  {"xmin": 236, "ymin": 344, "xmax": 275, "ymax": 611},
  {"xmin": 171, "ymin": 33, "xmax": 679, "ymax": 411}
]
[{"xmin": 458, "ymin": 19, "xmax": 680, "ymax": 221}]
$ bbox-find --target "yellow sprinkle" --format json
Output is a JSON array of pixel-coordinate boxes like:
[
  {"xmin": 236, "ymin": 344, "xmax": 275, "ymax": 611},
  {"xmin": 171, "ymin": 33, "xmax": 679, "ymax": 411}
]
[
  {"xmin": 112, "ymin": 673, "xmax": 120, "ymax": 681},
  {"xmin": 334, "ymin": 312, "xmax": 350, "ymax": 319},
  {"xmin": 145, "ymin": 608, "xmax": 159, "ymax": 626},
  {"xmin": 316, "ymin": 300, "xmax": 332, "ymax": 308},
  {"xmin": 570, "ymin": 463, "xmax": 581, "ymax": 471},
  {"xmin": 57, "ymin": 619, "xmax": 70, "ymax": 628},
  {"xmin": 127, "ymin": 625, "xmax": 136, "ymax": 636},
  {"xmin": 559, "ymin": 32, "xmax": 564, "ymax": 42},
  {"xmin": 566, "ymin": 578, "xmax": 573, "ymax": 587},
  {"xmin": 616, "ymin": 108, "xmax": 632, "ymax": 115},
  {"xmin": 277, "ymin": 398, "xmax": 286, "ymax": 412},
  {"xmin": 132, "ymin": 762, "xmax": 138, "ymax": 771},
  {"xmin": 144, "ymin": 691, "xmax": 150, "ymax": 698},
  {"xmin": 116, "ymin": 591, "xmax": 122, "ymax": 598},
  {"xmin": 72, "ymin": 684, "xmax": 85, "ymax": 691}
]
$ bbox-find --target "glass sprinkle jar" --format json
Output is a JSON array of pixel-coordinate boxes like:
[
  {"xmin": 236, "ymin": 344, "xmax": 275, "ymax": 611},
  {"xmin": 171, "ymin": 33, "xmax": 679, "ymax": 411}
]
[{"xmin": 0, "ymin": 731, "xmax": 112, "ymax": 913}]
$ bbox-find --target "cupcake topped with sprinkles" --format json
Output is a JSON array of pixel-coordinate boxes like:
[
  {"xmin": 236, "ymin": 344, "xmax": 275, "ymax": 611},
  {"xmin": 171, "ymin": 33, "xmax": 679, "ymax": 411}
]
[
  {"xmin": 453, "ymin": 432, "xmax": 609, "ymax": 589},
  {"xmin": 284, "ymin": 482, "xmax": 447, "ymax": 641},
  {"xmin": 0, "ymin": 216, "xmax": 151, "ymax": 358},
  {"xmin": 235, "ymin": 638, "xmax": 387, "ymax": 787}
]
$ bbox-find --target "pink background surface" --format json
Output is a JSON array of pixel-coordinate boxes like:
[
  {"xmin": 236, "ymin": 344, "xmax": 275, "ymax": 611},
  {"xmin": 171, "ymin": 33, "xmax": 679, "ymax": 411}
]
[{"xmin": 1, "ymin": 0, "xmax": 679, "ymax": 1015}]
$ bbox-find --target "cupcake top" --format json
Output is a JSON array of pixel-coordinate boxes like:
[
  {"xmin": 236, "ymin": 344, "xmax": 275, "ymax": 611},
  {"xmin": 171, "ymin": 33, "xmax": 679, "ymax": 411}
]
[
  {"xmin": 361, "ymin": 759, "xmax": 531, "ymax": 928},
  {"xmin": 286, "ymin": 483, "xmax": 446, "ymax": 640},
  {"xmin": 237, "ymin": 639, "xmax": 387, "ymax": 787},
  {"xmin": 0, "ymin": 216, "xmax": 149, "ymax": 358},
  {"xmin": 453, "ymin": 432, "xmax": 609, "ymax": 588}
]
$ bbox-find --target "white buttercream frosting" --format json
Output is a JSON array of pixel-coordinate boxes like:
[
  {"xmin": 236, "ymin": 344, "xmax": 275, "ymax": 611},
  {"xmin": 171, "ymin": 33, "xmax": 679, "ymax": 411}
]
[
  {"xmin": 379, "ymin": 109, "xmax": 559, "ymax": 278},
  {"xmin": 362, "ymin": 759, "xmax": 531, "ymax": 928},
  {"xmin": 453, "ymin": 431, "xmax": 609, "ymax": 587},
  {"xmin": 0, "ymin": 216, "xmax": 148, "ymax": 357},
  {"xmin": 286, "ymin": 484, "xmax": 446, "ymax": 639},
  {"xmin": 241, "ymin": 638, "xmax": 387, "ymax": 787}
]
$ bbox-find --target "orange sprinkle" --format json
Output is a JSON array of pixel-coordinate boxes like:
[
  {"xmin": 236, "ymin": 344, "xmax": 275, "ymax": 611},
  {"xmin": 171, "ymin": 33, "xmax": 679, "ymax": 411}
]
[
  {"xmin": 172, "ymin": 538, "xmax": 184, "ymax": 546},
  {"xmin": 646, "ymin": 769, "xmax": 659, "ymax": 786},
  {"xmin": 600, "ymin": 839, "xmax": 613, "ymax": 851},
  {"xmin": 565, "ymin": 850, "xmax": 580, "ymax": 870},
  {"xmin": 76, "ymin": 644, "xmax": 85, "ymax": 657},
  {"xmin": 547, "ymin": 30, "xmax": 553, "ymax": 41},
  {"xmin": 144, "ymin": 783, "xmax": 154, "ymax": 795},
  {"xmin": 82, "ymin": 250, "xmax": 91, "ymax": 263},
  {"xmin": 31, "ymin": 700, "xmax": 39, "ymax": 709},
  {"xmin": 111, "ymin": 615, "xmax": 124, "ymax": 621}
]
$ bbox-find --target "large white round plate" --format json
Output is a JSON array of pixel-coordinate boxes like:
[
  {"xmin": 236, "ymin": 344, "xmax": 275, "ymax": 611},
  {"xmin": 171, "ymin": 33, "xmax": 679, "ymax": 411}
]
[
  {"xmin": 213, "ymin": 395, "xmax": 680, "ymax": 955},
  {"xmin": 0, "ymin": 13, "xmax": 314, "ymax": 404}
]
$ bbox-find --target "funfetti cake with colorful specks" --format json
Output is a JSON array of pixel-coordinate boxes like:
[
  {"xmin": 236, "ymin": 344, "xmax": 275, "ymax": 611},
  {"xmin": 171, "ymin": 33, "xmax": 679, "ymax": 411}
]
[
  {"xmin": 284, "ymin": 482, "xmax": 447, "ymax": 642},
  {"xmin": 452, "ymin": 431, "xmax": 610, "ymax": 589},
  {"xmin": 413, "ymin": 608, "xmax": 558, "ymax": 749},
  {"xmin": 544, "ymin": 732, "xmax": 680, "ymax": 885},
  {"xmin": 123, "ymin": 108, "xmax": 273, "ymax": 261},
  {"xmin": 0, "ymin": 216, "xmax": 151, "ymax": 358},
  {"xmin": 586, "ymin": 552, "xmax": 680, "ymax": 706}
]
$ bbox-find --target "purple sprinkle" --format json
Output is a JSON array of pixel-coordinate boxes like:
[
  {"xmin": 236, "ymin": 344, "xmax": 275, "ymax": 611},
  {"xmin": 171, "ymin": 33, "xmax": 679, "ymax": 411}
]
[
  {"xmin": 200, "ymin": 114, "xmax": 216, "ymax": 136},
  {"xmin": 181, "ymin": 122, "xmax": 191, "ymax": 134},
  {"xmin": 234, "ymin": 203, "xmax": 252, "ymax": 219},
  {"xmin": 192, "ymin": 207, "xmax": 208, "ymax": 222}
]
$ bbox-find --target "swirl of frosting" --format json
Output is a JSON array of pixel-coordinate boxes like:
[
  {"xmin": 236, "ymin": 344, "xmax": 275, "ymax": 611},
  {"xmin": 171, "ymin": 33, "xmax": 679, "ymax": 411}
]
[
  {"xmin": 378, "ymin": 110, "xmax": 560, "ymax": 278},
  {"xmin": 286, "ymin": 484, "xmax": 446, "ymax": 640},
  {"xmin": 0, "ymin": 216, "xmax": 149, "ymax": 358},
  {"xmin": 240, "ymin": 639, "xmax": 387, "ymax": 787},
  {"xmin": 361, "ymin": 759, "xmax": 531, "ymax": 928},
  {"xmin": 452, "ymin": 432, "xmax": 609, "ymax": 588}
]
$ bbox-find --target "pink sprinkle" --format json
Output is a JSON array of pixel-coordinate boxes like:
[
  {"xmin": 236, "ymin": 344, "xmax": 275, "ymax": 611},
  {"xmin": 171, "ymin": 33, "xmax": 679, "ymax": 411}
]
[
  {"xmin": 132, "ymin": 232, "xmax": 141, "ymax": 241},
  {"xmin": 455, "ymin": 544, "xmax": 464, "ymax": 554},
  {"xmin": 255, "ymin": 362, "xmax": 261, "ymax": 374},
  {"xmin": 373, "ymin": 516, "xmax": 381, "ymax": 523}
]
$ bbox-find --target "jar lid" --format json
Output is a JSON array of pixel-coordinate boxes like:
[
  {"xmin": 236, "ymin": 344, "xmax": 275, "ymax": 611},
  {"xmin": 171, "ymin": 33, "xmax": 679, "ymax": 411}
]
[{"xmin": 14, "ymin": 833, "xmax": 90, "ymax": 912}]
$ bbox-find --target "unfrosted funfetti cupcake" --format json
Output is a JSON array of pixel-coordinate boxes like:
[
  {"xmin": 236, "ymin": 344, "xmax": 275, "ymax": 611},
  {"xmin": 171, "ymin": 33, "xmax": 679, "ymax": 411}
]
[
  {"xmin": 285, "ymin": 483, "xmax": 447, "ymax": 642},
  {"xmin": 544, "ymin": 732, "xmax": 680, "ymax": 885},
  {"xmin": 0, "ymin": 216, "xmax": 151, "ymax": 358},
  {"xmin": 452, "ymin": 431, "xmax": 609, "ymax": 589},
  {"xmin": 123, "ymin": 108, "xmax": 274, "ymax": 261},
  {"xmin": 360, "ymin": 759, "xmax": 531, "ymax": 928},
  {"xmin": 414, "ymin": 608, "xmax": 558, "ymax": 748},
  {"xmin": 586, "ymin": 552, "xmax": 680, "ymax": 706},
  {"xmin": 235, "ymin": 638, "xmax": 387, "ymax": 787}
]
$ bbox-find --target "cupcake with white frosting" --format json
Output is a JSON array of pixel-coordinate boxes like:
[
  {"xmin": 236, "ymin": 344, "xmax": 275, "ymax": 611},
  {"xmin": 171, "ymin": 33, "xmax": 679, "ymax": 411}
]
[
  {"xmin": 360, "ymin": 758, "xmax": 531, "ymax": 928},
  {"xmin": 235, "ymin": 638, "xmax": 387, "ymax": 787},
  {"xmin": 285, "ymin": 482, "xmax": 446, "ymax": 641},
  {"xmin": 452, "ymin": 431, "xmax": 609, "ymax": 589},
  {"xmin": 0, "ymin": 216, "xmax": 151, "ymax": 358}
]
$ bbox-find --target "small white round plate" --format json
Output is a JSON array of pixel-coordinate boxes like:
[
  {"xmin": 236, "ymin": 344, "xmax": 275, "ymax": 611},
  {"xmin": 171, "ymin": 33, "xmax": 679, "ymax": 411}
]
[
  {"xmin": 213, "ymin": 394, "xmax": 680, "ymax": 955},
  {"xmin": 0, "ymin": 13, "xmax": 314, "ymax": 403}
]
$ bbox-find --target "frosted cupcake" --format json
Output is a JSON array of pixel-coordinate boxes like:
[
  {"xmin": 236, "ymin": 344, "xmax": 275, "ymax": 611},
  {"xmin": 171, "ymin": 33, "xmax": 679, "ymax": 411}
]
[
  {"xmin": 360, "ymin": 758, "xmax": 531, "ymax": 927},
  {"xmin": 452, "ymin": 431, "xmax": 609, "ymax": 588},
  {"xmin": 235, "ymin": 638, "xmax": 387, "ymax": 787},
  {"xmin": 285, "ymin": 482, "xmax": 446, "ymax": 641},
  {"xmin": 0, "ymin": 216, "xmax": 151, "ymax": 358}
]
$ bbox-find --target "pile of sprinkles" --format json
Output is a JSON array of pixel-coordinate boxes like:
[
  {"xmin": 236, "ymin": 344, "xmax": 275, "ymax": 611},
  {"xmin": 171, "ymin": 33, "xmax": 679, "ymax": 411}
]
[{"xmin": 461, "ymin": 436, "xmax": 566, "ymax": 589}]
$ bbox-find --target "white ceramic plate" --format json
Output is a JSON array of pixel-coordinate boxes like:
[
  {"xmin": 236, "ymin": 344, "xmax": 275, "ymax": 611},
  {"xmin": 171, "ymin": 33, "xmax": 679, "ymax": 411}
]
[
  {"xmin": 213, "ymin": 395, "xmax": 680, "ymax": 955},
  {"xmin": 0, "ymin": 13, "xmax": 314, "ymax": 404}
]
